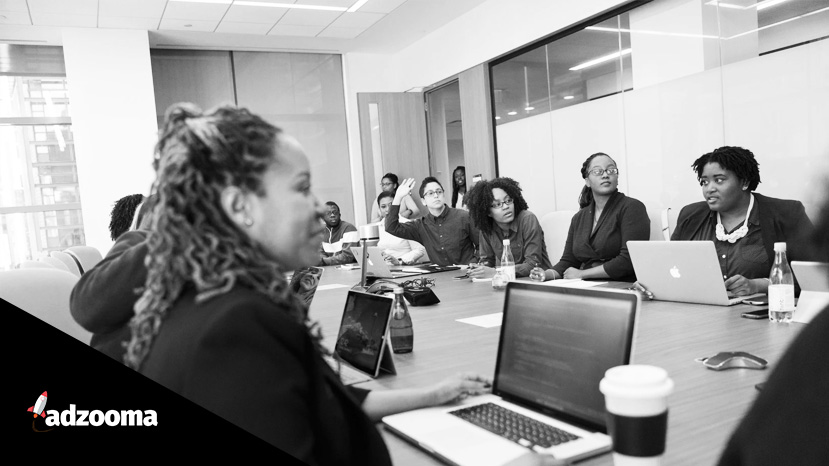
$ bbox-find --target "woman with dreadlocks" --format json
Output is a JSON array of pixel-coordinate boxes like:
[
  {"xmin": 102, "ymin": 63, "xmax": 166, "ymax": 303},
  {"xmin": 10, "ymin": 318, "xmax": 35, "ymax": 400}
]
[
  {"xmin": 672, "ymin": 146, "xmax": 816, "ymax": 296},
  {"xmin": 124, "ymin": 103, "xmax": 490, "ymax": 464}
]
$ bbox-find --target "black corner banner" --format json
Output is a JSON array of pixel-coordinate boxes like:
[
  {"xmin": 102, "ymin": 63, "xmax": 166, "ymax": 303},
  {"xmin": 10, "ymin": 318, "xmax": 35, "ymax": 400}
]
[{"xmin": 5, "ymin": 299, "xmax": 306, "ymax": 464}]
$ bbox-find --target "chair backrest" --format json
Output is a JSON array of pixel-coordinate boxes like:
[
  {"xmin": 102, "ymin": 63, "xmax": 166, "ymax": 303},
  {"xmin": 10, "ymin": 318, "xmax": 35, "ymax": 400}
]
[
  {"xmin": 18, "ymin": 260, "xmax": 55, "ymax": 269},
  {"xmin": 40, "ymin": 256, "xmax": 70, "ymax": 272},
  {"xmin": 50, "ymin": 251, "xmax": 81, "ymax": 277},
  {"xmin": 0, "ymin": 268, "xmax": 91, "ymax": 344},
  {"xmin": 539, "ymin": 210, "xmax": 578, "ymax": 263},
  {"xmin": 661, "ymin": 208, "xmax": 678, "ymax": 241},
  {"xmin": 646, "ymin": 206, "xmax": 666, "ymax": 241},
  {"xmin": 65, "ymin": 246, "xmax": 104, "ymax": 273}
]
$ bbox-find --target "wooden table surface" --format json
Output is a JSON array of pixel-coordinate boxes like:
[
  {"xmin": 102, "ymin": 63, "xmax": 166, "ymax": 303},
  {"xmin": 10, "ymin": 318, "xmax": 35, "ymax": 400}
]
[{"xmin": 308, "ymin": 266, "xmax": 803, "ymax": 466}]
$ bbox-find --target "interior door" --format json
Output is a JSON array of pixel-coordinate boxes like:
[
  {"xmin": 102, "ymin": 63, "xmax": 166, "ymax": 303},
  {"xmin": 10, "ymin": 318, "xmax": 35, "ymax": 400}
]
[{"xmin": 357, "ymin": 92, "xmax": 430, "ymax": 219}]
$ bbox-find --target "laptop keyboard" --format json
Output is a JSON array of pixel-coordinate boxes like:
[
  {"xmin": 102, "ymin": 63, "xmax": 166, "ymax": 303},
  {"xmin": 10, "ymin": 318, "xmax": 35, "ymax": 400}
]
[{"xmin": 449, "ymin": 403, "xmax": 580, "ymax": 449}]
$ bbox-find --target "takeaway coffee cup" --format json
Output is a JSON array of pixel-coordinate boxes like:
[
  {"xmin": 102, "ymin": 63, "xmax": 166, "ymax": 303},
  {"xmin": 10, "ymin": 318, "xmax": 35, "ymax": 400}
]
[{"xmin": 599, "ymin": 365, "xmax": 674, "ymax": 466}]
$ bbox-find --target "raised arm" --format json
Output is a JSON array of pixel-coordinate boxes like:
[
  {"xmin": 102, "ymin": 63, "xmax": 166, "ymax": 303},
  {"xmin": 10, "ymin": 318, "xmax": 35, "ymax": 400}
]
[{"xmin": 385, "ymin": 178, "xmax": 422, "ymax": 243}]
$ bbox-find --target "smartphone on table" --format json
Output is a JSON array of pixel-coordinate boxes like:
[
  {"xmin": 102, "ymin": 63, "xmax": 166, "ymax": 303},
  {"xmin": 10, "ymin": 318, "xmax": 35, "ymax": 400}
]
[{"xmin": 740, "ymin": 308, "xmax": 770, "ymax": 320}]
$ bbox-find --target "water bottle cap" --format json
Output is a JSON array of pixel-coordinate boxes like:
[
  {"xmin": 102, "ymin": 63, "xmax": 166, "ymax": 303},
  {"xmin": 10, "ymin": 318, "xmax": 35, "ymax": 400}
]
[
  {"xmin": 773, "ymin": 242, "xmax": 787, "ymax": 252},
  {"xmin": 393, "ymin": 287, "xmax": 404, "ymax": 294},
  {"xmin": 502, "ymin": 239, "xmax": 510, "ymax": 245}
]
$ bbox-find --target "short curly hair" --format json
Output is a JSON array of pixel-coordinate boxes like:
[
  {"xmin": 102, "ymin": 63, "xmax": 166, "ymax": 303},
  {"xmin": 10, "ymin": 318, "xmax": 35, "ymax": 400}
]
[
  {"xmin": 465, "ymin": 177, "xmax": 529, "ymax": 235},
  {"xmin": 692, "ymin": 146, "xmax": 761, "ymax": 191},
  {"xmin": 109, "ymin": 193, "xmax": 145, "ymax": 241}
]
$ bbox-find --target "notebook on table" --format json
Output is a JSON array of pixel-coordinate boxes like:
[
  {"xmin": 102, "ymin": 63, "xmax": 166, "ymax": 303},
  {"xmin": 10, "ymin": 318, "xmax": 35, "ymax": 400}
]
[
  {"xmin": 324, "ymin": 290, "xmax": 396, "ymax": 385},
  {"xmin": 628, "ymin": 241, "xmax": 764, "ymax": 306},
  {"xmin": 792, "ymin": 261, "xmax": 829, "ymax": 324},
  {"xmin": 382, "ymin": 282, "xmax": 639, "ymax": 466},
  {"xmin": 352, "ymin": 246, "xmax": 429, "ymax": 278}
]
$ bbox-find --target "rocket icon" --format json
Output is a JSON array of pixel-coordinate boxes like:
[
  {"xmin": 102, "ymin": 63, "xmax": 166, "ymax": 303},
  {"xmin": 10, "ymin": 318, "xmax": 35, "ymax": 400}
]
[{"xmin": 27, "ymin": 391, "xmax": 47, "ymax": 418}]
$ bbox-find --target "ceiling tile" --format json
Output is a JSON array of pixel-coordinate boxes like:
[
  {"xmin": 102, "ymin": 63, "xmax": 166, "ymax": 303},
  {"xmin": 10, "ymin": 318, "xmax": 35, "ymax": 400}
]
[
  {"xmin": 296, "ymin": 0, "xmax": 352, "ymax": 7},
  {"xmin": 268, "ymin": 24, "xmax": 325, "ymax": 37},
  {"xmin": 163, "ymin": 2, "xmax": 231, "ymax": 21},
  {"xmin": 0, "ymin": 0, "xmax": 29, "ymax": 12},
  {"xmin": 215, "ymin": 21, "xmax": 273, "ymax": 35},
  {"xmin": 0, "ymin": 11, "xmax": 31, "ymax": 25},
  {"xmin": 30, "ymin": 12, "xmax": 96, "ymax": 27},
  {"xmin": 358, "ymin": 0, "xmax": 407, "ymax": 14},
  {"xmin": 278, "ymin": 9, "xmax": 343, "ymax": 26},
  {"xmin": 99, "ymin": 0, "xmax": 167, "ymax": 18},
  {"xmin": 317, "ymin": 26, "xmax": 363, "ymax": 38},
  {"xmin": 27, "ymin": 0, "xmax": 97, "ymax": 16},
  {"xmin": 223, "ymin": 4, "xmax": 289, "ymax": 24},
  {"xmin": 99, "ymin": 16, "xmax": 160, "ymax": 30},
  {"xmin": 159, "ymin": 18, "xmax": 220, "ymax": 32},
  {"xmin": 329, "ymin": 11, "xmax": 383, "ymax": 28}
]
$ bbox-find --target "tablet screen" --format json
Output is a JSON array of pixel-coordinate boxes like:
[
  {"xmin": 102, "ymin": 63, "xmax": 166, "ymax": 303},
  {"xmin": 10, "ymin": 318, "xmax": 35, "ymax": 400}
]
[{"xmin": 334, "ymin": 291, "xmax": 394, "ymax": 376}]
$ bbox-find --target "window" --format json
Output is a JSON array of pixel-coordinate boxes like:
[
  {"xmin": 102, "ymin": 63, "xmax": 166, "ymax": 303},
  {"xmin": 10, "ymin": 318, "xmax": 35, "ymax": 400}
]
[{"xmin": 0, "ymin": 46, "xmax": 85, "ymax": 270}]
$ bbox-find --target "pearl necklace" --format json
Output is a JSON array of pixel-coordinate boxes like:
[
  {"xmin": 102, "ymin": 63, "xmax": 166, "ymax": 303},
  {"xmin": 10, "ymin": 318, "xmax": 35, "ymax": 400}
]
[{"xmin": 716, "ymin": 194, "xmax": 754, "ymax": 243}]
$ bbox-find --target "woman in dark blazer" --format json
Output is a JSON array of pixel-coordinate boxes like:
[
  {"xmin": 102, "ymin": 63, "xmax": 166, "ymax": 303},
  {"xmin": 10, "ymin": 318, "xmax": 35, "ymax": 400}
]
[
  {"xmin": 124, "ymin": 104, "xmax": 491, "ymax": 465},
  {"xmin": 672, "ymin": 146, "xmax": 816, "ymax": 296},
  {"xmin": 545, "ymin": 152, "xmax": 650, "ymax": 283}
]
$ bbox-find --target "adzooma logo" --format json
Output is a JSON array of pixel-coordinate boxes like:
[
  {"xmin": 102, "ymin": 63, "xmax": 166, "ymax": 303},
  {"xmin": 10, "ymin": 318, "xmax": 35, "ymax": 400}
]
[{"xmin": 28, "ymin": 391, "xmax": 158, "ymax": 427}]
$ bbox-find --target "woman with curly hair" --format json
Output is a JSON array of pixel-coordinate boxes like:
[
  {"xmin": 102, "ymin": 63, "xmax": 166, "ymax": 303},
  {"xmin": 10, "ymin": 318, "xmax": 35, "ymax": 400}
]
[
  {"xmin": 465, "ymin": 177, "xmax": 551, "ymax": 278},
  {"xmin": 672, "ymin": 146, "xmax": 815, "ymax": 296},
  {"xmin": 547, "ymin": 152, "xmax": 649, "ymax": 282},
  {"xmin": 125, "ymin": 103, "xmax": 489, "ymax": 464}
]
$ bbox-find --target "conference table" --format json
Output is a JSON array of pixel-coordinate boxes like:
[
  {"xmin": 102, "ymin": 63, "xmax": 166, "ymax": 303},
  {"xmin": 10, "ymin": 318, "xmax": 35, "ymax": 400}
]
[{"xmin": 308, "ymin": 266, "xmax": 804, "ymax": 466}]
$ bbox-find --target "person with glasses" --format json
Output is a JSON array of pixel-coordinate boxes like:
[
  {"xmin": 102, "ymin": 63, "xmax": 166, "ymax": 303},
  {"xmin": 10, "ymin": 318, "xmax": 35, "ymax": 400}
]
[
  {"xmin": 369, "ymin": 172, "xmax": 421, "ymax": 222},
  {"xmin": 385, "ymin": 176, "xmax": 479, "ymax": 266},
  {"xmin": 464, "ymin": 177, "xmax": 551, "ymax": 278},
  {"xmin": 546, "ymin": 152, "xmax": 650, "ymax": 282},
  {"xmin": 122, "ymin": 103, "xmax": 492, "ymax": 465},
  {"xmin": 671, "ymin": 146, "xmax": 816, "ymax": 296}
]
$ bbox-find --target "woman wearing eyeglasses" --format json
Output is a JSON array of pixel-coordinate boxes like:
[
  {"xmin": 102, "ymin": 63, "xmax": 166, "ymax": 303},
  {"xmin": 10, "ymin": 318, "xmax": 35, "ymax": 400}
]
[
  {"xmin": 672, "ymin": 146, "xmax": 816, "ymax": 296},
  {"xmin": 546, "ymin": 152, "xmax": 650, "ymax": 282},
  {"xmin": 465, "ymin": 177, "xmax": 551, "ymax": 278}
]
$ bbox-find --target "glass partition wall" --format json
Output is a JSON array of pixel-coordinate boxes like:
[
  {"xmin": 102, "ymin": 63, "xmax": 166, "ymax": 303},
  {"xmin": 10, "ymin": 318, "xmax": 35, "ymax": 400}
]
[{"xmin": 491, "ymin": 0, "xmax": 829, "ymax": 226}]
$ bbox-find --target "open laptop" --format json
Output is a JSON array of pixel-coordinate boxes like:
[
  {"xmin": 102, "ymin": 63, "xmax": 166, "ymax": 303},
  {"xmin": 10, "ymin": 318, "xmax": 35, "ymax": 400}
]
[
  {"xmin": 352, "ymin": 246, "xmax": 428, "ymax": 278},
  {"xmin": 383, "ymin": 282, "xmax": 639, "ymax": 466},
  {"xmin": 628, "ymin": 241, "xmax": 764, "ymax": 306},
  {"xmin": 324, "ymin": 290, "xmax": 397, "ymax": 385},
  {"xmin": 792, "ymin": 261, "xmax": 829, "ymax": 324}
]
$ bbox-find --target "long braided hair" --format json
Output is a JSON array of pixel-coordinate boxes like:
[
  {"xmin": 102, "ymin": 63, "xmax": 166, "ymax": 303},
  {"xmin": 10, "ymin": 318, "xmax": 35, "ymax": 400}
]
[{"xmin": 124, "ymin": 103, "xmax": 321, "ymax": 370}]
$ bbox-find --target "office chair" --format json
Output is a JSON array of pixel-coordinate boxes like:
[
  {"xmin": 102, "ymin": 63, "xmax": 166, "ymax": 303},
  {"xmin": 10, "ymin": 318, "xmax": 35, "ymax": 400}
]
[
  {"xmin": 65, "ymin": 246, "xmax": 104, "ymax": 274},
  {"xmin": 0, "ymin": 268, "xmax": 91, "ymax": 344},
  {"xmin": 540, "ymin": 210, "xmax": 577, "ymax": 263},
  {"xmin": 50, "ymin": 251, "xmax": 82, "ymax": 277},
  {"xmin": 661, "ymin": 208, "xmax": 678, "ymax": 241},
  {"xmin": 40, "ymin": 256, "xmax": 71, "ymax": 272},
  {"xmin": 18, "ymin": 260, "xmax": 55, "ymax": 269}
]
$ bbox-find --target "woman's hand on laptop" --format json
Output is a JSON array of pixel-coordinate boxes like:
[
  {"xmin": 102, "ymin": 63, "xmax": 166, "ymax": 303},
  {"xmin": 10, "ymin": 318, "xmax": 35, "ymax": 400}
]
[
  {"xmin": 429, "ymin": 372, "xmax": 492, "ymax": 405},
  {"xmin": 724, "ymin": 275, "xmax": 768, "ymax": 296}
]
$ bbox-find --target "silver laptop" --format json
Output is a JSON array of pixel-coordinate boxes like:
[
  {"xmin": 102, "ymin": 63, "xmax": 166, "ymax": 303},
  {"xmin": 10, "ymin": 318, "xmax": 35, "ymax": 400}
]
[
  {"xmin": 628, "ymin": 241, "xmax": 764, "ymax": 306},
  {"xmin": 382, "ymin": 282, "xmax": 639, "ymax": 466},
  {"xmin": 352, "ymin": 246, "xmax": 426, "ymax": 279},
  {"xmin": 324, "ymin": 290, "xmax": 397, "ymax": 385},
  {"xmin": 792, "ymin": 261, "xmax": 829, "ymax": 324}
]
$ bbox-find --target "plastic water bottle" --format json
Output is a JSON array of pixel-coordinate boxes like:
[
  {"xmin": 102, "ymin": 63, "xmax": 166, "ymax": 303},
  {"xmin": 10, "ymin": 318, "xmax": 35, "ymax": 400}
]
[
  {"xmin": 501, "ymin": 239, "xmax": 516, "ymax": 282},
  {"xmin": 492, "ymin": 268, "xmax": 508, "ymax": 291},
  {"xmin": 390, "ymin": 287, "xmax": 413, "ymax": 353},
  {"xmin": 768, "ymin": 242, "xmax": 794, "ymax": 323}
]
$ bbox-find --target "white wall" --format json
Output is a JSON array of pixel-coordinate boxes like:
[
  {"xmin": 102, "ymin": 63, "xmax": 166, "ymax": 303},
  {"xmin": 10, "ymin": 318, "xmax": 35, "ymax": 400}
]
[{"xmin": 62, "ymin": 29, "xmax": 158, "ymax": 254}]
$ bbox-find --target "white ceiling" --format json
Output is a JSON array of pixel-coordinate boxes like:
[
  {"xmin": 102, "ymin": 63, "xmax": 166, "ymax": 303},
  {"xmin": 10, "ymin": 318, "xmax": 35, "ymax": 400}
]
[{"xmin": 0, "ymin": 0, "xmax": 490, "ymax": 53}]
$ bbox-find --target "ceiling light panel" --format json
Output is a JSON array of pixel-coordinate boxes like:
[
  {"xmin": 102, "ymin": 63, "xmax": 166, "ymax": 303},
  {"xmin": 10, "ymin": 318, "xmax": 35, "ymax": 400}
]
[
  {"xmin": 356, "ymin": 0, "xmax": 405, "ymax": 14},
  {"xmin": 99, "ymin": 0, "xmax": 167, "ymax": 18},
  {"xmin": 234, "ymin": 1, "xmax": 346, "ymax": 11}
]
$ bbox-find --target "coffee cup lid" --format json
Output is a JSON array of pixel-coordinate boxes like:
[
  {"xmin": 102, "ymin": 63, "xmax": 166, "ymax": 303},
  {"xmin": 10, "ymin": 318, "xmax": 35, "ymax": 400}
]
[{"xmin": 600, "ymin": 365, "xmax": 674, "ymax": 399}]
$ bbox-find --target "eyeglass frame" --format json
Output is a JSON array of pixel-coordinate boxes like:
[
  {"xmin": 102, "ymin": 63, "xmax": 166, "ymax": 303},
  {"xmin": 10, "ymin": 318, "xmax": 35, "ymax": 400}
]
[
  {"xmin": 490, "ymin": 197, "xmax": 514, "ymax": 209},
  {"xmin": 587, "ymin": 167, "xmax": 620, "ymax": 177},
  {"xmin": 423, "ymin": 189, "xmax": 445, "ymax": 198}
]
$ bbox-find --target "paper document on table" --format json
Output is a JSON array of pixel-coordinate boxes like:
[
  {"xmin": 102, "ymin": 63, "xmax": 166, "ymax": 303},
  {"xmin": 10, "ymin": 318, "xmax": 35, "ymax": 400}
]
[
  {"xmin": 317, "ymin": 284, "xmax": 350, "ymax": 291},
  {"xmin": 540, "ymin": 279, "xmax": 606, "ymax": 288},
  {"xmin": 456, "ymin": 312, "xmax": 503, "ymax": 328}
]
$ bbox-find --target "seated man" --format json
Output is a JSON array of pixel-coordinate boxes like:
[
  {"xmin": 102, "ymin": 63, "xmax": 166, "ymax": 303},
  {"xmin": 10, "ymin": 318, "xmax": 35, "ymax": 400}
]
[
  {"xmin": 375, "ymin": 191, "xmax": 428, "ymax": 265},
  {"xmin": 385, "ymin": 176, "xmax": 478, "ymax": 266},
  {"xmin": 319, "ymin": 201, "xmax": 359, "ymax": 266}
]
